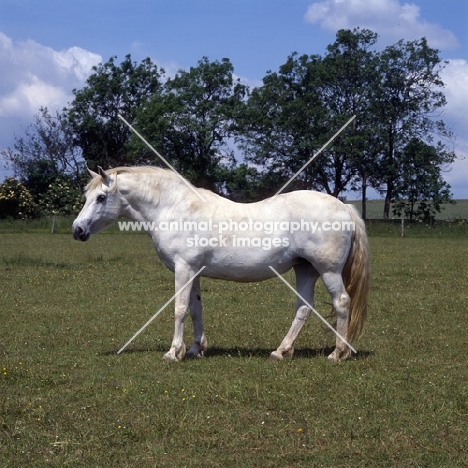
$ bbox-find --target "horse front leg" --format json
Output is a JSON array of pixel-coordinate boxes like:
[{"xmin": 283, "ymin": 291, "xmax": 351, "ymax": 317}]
[
  {"xmin": 161, "ymin": 268, "xmax": 194, "ymax": 362},
  {"xmin": 186, "ymin": 277, "xmax": 208, "ymax": 358}
]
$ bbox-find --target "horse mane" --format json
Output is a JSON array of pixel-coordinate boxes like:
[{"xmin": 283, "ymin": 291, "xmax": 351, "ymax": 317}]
[{"xmin": 85, "ymin": 166, "xmax": 183, "ymax": 192}]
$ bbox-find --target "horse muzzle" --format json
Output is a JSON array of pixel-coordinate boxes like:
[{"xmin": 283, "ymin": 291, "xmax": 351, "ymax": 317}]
[{"xmin": 72, "ymin": 224, "xmax": 91, "ymax": 241}]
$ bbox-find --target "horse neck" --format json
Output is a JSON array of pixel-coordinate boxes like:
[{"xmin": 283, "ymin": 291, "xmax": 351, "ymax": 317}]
[{"xmin": 118, "ymin": 171, "xmax": 196, "ymax": 222}]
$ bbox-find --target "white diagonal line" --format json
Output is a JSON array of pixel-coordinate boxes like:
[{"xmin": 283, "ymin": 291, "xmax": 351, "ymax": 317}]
[
  {"xmin": 269, "ymin": 115, "xmax": 356, "ymax": 200},
  {"xmin": 118, "ymin": 114, "xmax": 207, "ymax": 202},
  {"xmin": 268, "ymin": 266, "xmax": 357, "ymax": 354},
  {"xmin": 117, "ymin": 266, "xmax": 206, "ymax": 354}
]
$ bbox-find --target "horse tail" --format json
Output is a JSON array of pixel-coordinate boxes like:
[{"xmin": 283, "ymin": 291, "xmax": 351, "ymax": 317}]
[{"xmin": 342, "ymin": 204, "xmax": 370, "ymax": 343}]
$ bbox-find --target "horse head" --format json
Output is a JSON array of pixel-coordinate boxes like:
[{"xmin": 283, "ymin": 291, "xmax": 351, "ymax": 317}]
[{"xmin": 72, "ymin": 166, "xmax": 122, "ymax": 241}]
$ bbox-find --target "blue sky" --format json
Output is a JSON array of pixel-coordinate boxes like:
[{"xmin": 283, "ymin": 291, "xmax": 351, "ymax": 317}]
[{"xmin": 0, "ymin": 0, "xmax": 467, "ymax": 198}]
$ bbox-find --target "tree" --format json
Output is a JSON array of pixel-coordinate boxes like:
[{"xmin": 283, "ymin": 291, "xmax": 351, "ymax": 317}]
[
  {"xmin": 239, "ymin": 29, "xmax": 379, "ymax": 202},
  {"xmin": 239, "ymin": 30, "xmax": 455, "ymax": 218},
  {"xmin": 391, "ymin": 138, "xmax": 455, "ymax": 222},
  {"xmin": 68, "ymin": 54, "xmax": 164, "ymax": 169},
  {"xmin": 239, "ymin": 52, "xmax": 328, "ymax": 196},
  {"xmin": 320, "ymin": 29, "xmax": 382, "ymax": 218},
  {"xmin": 0, "ymin": 108, "xmax": 83, "ymax": 217},
  {"xmin": 0, "ymin": 177, "xmax": 37, "ymax": 219},
  {"xmin": 132, "ymin": 57, "xmax": 248, "ymax": 191},
  {"xmin": 371, "ymin": 38, "xmax": 452, "ymax": 219},
  {"xmin": 217, "ymin": 163, "xmax": 264, "ymax": 202},
  {"xmin": 1, "ymin": 107, "xmax": 85, "ymax": 201}
]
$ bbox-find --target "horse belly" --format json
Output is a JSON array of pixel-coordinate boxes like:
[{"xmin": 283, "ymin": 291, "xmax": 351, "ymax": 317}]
[{"xmin": 202, "ymin": 248, "xmax": 295, "ymax": 282}]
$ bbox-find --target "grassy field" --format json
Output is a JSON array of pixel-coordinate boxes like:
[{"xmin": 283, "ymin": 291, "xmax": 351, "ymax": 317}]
[{"xmin": 1, "ymin": 228, "xmax": 467, "ymax": 467}]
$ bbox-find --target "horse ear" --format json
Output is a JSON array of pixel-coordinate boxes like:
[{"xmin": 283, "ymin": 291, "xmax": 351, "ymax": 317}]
[
  {"xmin": 87, "ymin": 167, "xmax": 99, "ymax": 179},
  {"xmin": 97, "ymin": 166, "xmax": 110, "ymax": 184}
]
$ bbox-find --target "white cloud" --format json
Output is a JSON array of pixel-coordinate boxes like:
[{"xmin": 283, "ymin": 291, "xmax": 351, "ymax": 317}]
[
  {"xmin": 0, "ymin": 31, "xmax": 102, "ymax": 119},
  {"xmin": 441, "ymin": 59, "xmax": 468, "ymax": 124},
  {"xmin": 305, "ymin": 0, "xmax": 459, "ymax": 50},
  {"xmin": 0, "ymin": 75, "xmax": 70, "ymax": 117},
  {"xmin": 437, "ymin": 59, "xmax": 468, "ymax": 198}
]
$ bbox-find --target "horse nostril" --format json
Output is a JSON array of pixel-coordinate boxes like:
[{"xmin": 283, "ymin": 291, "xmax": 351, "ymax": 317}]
[{"xmin": 73, "ymin": 226, "xmax": 84, "ymax": 240}]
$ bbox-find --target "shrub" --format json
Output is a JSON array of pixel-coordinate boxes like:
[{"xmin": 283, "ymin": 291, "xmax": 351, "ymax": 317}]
[
  {"xmin": 0, "ymin": 177, "xmax": 37, "ymax": 219},
  {"xmin": 38, "ymin": 178, "xmax": 83, "ymax": 216}
]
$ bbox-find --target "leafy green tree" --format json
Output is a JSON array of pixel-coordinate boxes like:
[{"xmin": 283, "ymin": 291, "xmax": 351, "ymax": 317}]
[
  {"xmin": 240, "ymin": 30, "xmax": 454, "ymax": 219},
  {"xmin": 133, "ymin": 57, "xmax": 248, "ymax": 191},
  {"xmin": 68, "ymin": 54, "xmax": 164, "ymax": 169},
  {"xmin": 1, "ymin": 107, "xmax": 84, "ymax": 202},
  {"xmin": 217, "ymin": 163, "xmax": 264, "ymax": 202},
  {"xmin": 320, "ymin": 29, "xmax": 381, "ymax": 218},
  {"xmin": 392, "ymin": 138, "xmax": 455, "ymax": 222},
  {"xmin": 239, "ymin": 52, "xmax": 326, "ymax": 195},
  {"xmin": 240, "ymin": 29, "xmax": 379, "ymax": 203},
  {"xmin": 16, "ymin": 159, "xmax": 59, "ymax": 204},
  {"xmin": 371, "ymin": 38, "xmax": 452, "ymax": 219},
  {"xmin": 0, "ymin": 177, "xmax": 37, "ymax": 219}
]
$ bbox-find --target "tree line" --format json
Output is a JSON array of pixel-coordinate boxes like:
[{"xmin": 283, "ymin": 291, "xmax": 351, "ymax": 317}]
[{"xmin": 0, "ymin": 28, "xmax": 456, "ymax": 221}]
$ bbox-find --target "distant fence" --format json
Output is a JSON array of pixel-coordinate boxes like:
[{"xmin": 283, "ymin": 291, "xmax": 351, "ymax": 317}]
[
  {"xmin": 364, "ymin": 218, "xmax": 468, "ymax": 237},
  {"xmin": 349, "ymin": 200, "xmax": 468, "ymax": 222}
]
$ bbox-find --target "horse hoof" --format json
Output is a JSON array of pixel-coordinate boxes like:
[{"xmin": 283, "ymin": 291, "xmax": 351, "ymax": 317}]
[
  {"xmin": 269, "ymin": 351, "xmax": 283, "ymax": 361},
  {"xmin": 161, "ymin": 352, "xmax": 179, "ymax": 363},
  {"xmin": 328, "ymin": 348, "xmax": 351, "ymax": 361},
  {"xmin": 186, "ymin": 345, "xmax": 206, "ymax": 359},
  {"xmin": 327, "ymin": 352, "xmax": 339, "ymax": 362}
]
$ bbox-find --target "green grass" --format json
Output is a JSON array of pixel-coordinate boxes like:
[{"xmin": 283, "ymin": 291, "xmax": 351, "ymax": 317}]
[{"xmin": 1, "ymin": 231, "xmax": 467, "ymax": 467}]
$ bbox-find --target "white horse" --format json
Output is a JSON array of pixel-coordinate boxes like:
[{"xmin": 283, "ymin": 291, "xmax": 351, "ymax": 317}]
[{"xmin": 72, "ymin": 166, "xmax": 370, "ymax": 362}]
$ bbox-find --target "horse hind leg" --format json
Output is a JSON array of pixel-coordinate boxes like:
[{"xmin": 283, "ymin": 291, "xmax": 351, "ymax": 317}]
[
  {"xmin": 270, "ymin": 262, "xmax": 319, "ymax": 360},
  {"xmin": 186, "ymin": 277, "xmax": 208, "ymax": 358},
  {"xmin": 320, "ymin": 271, "xmax": 352, "ymax": 361}
]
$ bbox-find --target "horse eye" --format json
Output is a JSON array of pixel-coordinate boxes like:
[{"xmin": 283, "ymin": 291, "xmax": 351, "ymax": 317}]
[{"xmin": 96, "ymin": 194, "xmax": 106, "ymax": 203}]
